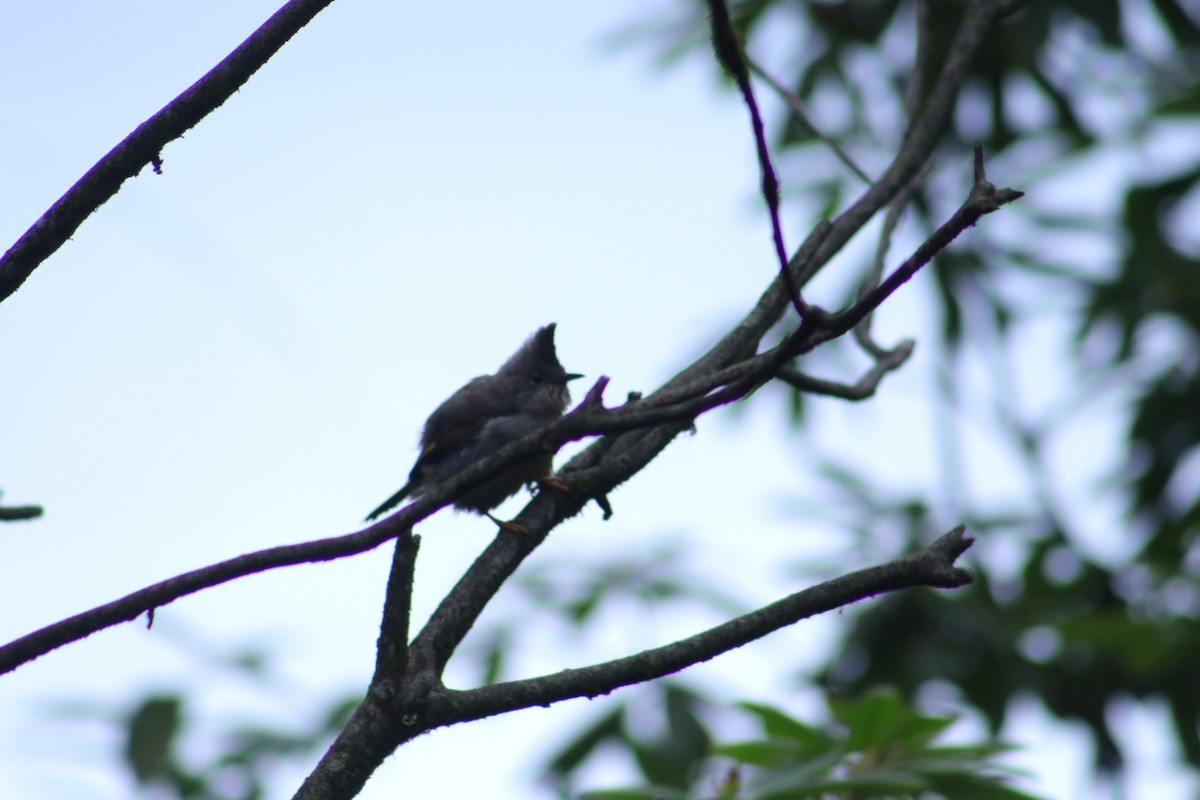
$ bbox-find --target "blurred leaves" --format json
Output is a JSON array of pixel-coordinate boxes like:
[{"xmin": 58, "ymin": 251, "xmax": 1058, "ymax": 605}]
[
  {"xmin": 583, "ymin": 693, "xmax": 1045, "ymax": 800},
  {"xmin": 610, "ymin": 0, "xmax": 1200, "ymax": 785},
  {"xmin": 546, "ymin": 683, "xmax": 713, "ymax": 798},
  {"xmin": 50, "ymin": 633, "xmax": 359, "ymax": 800}
]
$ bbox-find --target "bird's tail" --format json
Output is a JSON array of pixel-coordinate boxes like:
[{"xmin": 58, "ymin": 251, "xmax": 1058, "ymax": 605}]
[{"xmin": 364, "ymin": 482, "xmax": 413, "ymax": 522}]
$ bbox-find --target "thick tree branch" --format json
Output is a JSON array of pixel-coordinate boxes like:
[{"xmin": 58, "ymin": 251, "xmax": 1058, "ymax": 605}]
[
  {"xmin": 0, "ymin": 0, "xmax": 337, "ymax": 304},
  {"xmin": 427, "ymin": 527, "xmax": 972, "ymax": 726},
  {"xmin": 295, "ymin": 528, "xmax": 973, "ymax": 800},
  {"xmin": 0, "ymin": 144, "xmax": 1019, "ymax": 679},
  {"xmin": 372, "ymin": 530, "xmax": 419, "ymax": 685}
]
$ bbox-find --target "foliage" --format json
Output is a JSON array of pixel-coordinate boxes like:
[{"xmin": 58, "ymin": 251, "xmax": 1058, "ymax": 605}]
[
  {"xmin": 605, "ymin": 0, "xmax": 1200, "ymax": 785},
  {"xmin": 581, "ymin": 692, "xmax": 1045, "ymax": 800},
  {"xmin": 50, "ymin": 635, "xmax": 358, "ymax": 800}
]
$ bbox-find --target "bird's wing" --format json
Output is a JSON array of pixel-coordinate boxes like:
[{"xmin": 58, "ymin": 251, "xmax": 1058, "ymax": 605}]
[{"xmin": 415, "ymin": 376, "xmax": 523, "ymax": 468}]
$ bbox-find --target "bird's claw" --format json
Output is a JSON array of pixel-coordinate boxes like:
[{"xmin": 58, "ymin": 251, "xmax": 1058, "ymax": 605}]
[{"xmin": 537, "ymin": 475, "xmax": 570, "ymax": 494}]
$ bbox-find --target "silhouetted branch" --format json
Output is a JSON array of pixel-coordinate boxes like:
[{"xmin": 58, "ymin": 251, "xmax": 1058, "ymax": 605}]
[
  {"xmin": 705, "ymin": 0, "xmax": 804, "ymax": 319},
  {"xmin": 0, "ymin": 141, "xmax": 1018, "ymax": 680},
  {"xmin": 294, "ymin": 527, "xmax": 973, "ymax": 800},
  {"xmin": 372, "ymin": 530, "xmax": 419, "ymax": 685},
  {"xmin": 0, "ymin": 524, "xmax": 397, "ymax": 675},
  {"xmin": 0, "ymin": 491, "xmax": 42, "ymax": 522},
  {"xmin": 431, "ymin": 527, "xmax": 972, "ymax": 725},
  {"xmin": 0, "ymin": 0, "xmax": 338, "ymax": 304},
  {"xmin": 777, "ymin": 339, "xmax": 916, "ymax": 400},
  {"xmin": 830, "ymin": 144, "xmax": 1023, "ymax": 337},
  {"xmin": 748, "ymin": 58, "xmax": 872, "ymax": 184}
]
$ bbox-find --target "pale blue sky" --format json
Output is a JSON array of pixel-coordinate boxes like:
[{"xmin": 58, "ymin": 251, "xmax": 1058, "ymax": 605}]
[{"xmin": 1, "ymin": 2, "xmax": 1191, "ymax": 799}]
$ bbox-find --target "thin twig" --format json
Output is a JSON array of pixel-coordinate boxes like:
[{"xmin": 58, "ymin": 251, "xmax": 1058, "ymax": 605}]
[
  {"xmin": 776, "ymin": 339, "xmax": 916, "ymax": 400},
  {"xmin": 0, "ymin": 0, "xmax": 338, "ymax": 303},
  {"xmin": 748, "ymin": 58, "xmax": 872, "ymax": 184},
  {"xmin": 854, "ymin": 169, "xmax": 928, "ymax": 357},
  {"xmin": 830, "ymin": 145, "xmax": 1023, "ymax": 337},
  {"xmin": 705, "ymin": 0, "xmax": 805, "ymax": 319}
]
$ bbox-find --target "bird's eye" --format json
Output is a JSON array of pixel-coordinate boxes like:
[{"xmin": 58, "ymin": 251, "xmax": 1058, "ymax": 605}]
[{"xmin": 530, "ymin": 374, "xmax": 543, "ymax": 385}]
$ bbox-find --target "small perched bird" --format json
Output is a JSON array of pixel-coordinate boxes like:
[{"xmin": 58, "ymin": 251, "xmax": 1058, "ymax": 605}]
[{"xmin": 365, "ymin": 323, "xmax": 582, "ymax": 524}]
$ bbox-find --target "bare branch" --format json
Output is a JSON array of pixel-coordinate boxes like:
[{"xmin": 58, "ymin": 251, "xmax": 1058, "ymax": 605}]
[
  {"xmin": 777, "ymin": 339, "xmax": 916, "ymax": 401},
  {"xmin": 748, "ymin": 58, "xmax": 873, "ymax": 184},
  {"xmin": 0, "ymin": 496, "xmax": 42, "ymax": 522},
  {"xmin": 0, "ymin": 524, "xmax": 398, "ymax": 675},
  {"xmin": 0, "ymin": 0, "xmax": 338, "ymax": 304},
  {"xmin": 0, "ymin": 142, "xmax": 1017, "ymax": 680},
  {"xmin": 798, "ymin": 0, "xmax": 1014, "ymax": 290},
  {"xmin": 828, "ymin": 145, "xmax": 1022, "ymax": 338},
  {"xmin": 705, "ymin": 0, "xmax": 805, "ymax": 319},
  {"xmin": 854, "ymin": 169, "xmax": 928, "ymax": 357},
  {"xmin": 372, "ymin": 530, "xmax": 419, "ymax": 686},
  {"xmin": 428, "ymin": 527, "xmax": 971, "ymax": 727}
]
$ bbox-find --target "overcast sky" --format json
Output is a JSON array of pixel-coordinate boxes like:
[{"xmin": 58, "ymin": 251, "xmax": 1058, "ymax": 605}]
[{"xmin": 2, "ymin": 2, "xmax": 1193, "ymax": 799}]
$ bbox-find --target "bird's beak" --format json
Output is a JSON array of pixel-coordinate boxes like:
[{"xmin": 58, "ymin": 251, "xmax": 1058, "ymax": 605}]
[{"xmin": 564, "ymin": 373, "xmax": 585, "ymax": 382}]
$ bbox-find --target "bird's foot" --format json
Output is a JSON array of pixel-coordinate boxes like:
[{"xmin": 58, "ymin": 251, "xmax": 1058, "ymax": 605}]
[
  {"xmin": 487, "ymin": 512, "xmax": 528, "ymax": 535},
  {"xmin": 536, "ymin": 475, "xmax": 570, "ymax": 494}
]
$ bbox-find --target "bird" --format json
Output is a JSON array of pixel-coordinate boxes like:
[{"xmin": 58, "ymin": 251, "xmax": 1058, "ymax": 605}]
[{"xmin": 364, "ymin": 323, "xmax": 582, "ymax": 525}]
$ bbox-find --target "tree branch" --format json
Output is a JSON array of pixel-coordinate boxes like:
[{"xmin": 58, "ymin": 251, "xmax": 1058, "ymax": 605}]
[
  {"xmin": 828, "ymin": 144, "xmax": 1023, "ymax": 337},
  {"xmin": 777, "ymin": 339, "xmax": 916, "ymax": 401},
  {"xmin": 0, "ymin": 0, "xmax": 338, "ymax": 304},
  {"xmin": 0, "ymin": 524, "xmax": 397, "ymax": 675},
  {"xmin": 705, "ymin": 0, "xmax": 804, "ymax": 319},
  {"xmin": 0, "ymin": 142, "xmax": 1019, "ymax": 679},
  {"xmin": 427, "ymin": 527, "xmax": 972, "ymax": 727},
  {"xmin": 0, "ymin": 491, "xmax": 42, "ymax": 522},
  {"xmin": 296, "ymin": 527, "xmax": 973, "ymax": 800},
  {"xmin": 748, "ymin": 58, "xmax": 873, "ymax": 184},
  {"xmin": 372, "ymin": 530, "xmax": 419, "ymax": 685},
  {"xmin": 797, "ymin": 0, "xmax": 1012, "ymax": 290}
]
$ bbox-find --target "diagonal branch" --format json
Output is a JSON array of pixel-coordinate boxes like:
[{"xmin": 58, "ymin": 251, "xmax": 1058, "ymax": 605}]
[
  {"xmin": 293, "ymin": 527, "xmax": 973, "ymax": 800},
  {"xmin": 427, "ymin": 528, "xmax": 972, "ymax": 727},
  {"xmin": 748, "ymin": 58, "xmax": 873, "ymax": 184},
  {"xmin": 0, "ymin": 145, "xmax": 1019, "ymax": 679},
  {"xmin": 828, "ymin": 144, "xmax": 1023, "ymax": 338},
  {"xmin": 705, "ymin": 0, "xmax": 804, "ymax": 319},
  {"xmin": 0, "ymin": 0, "xmax": 338, "ymax": 304},
  {"xmin": 0, "ymin": 524, "xmax": 397, "ymax": 675},
  {"xmin": 404, "ymin": 146, "xmax": 1021, "ymax": 684}
]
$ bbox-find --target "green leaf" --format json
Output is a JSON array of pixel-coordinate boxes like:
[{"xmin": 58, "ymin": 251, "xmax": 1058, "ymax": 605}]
[
  {"xmin": 123, "ymin": 694, "xmax": 182, "ymax": 784},
  {"xmin": 713, "ymin": 739, "xmax": 811, "ymax": 767},
  {"xmin": 831, "ymin": 691, "xmax": 954, "ymax": 751},
  {"xmin": 739, "ymin": 702, "xmax": 832, "ymax": 751},
  {"xmin": 544, "ymin": 705, "xmax": 627, "ymax": 780},
  {"xmin": 581, "ymin": 787, "xmax": 691, "ymax": 800},
  {"xmin": 749, "ymin": 765, "xmax": 927, "ymax": 799}
]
